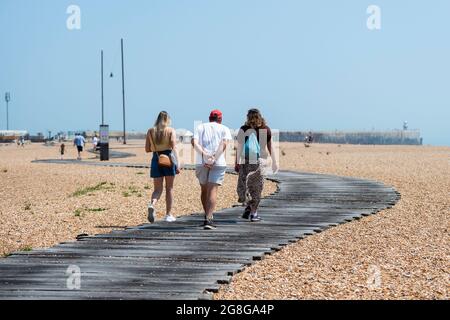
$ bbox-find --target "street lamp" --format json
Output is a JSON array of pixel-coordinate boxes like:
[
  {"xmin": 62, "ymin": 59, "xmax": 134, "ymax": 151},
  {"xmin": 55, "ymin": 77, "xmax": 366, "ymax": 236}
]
[
  {"xmin": 99, "ymin": 50, "xmax": 109, "ymax": 161},
  {"xmin": 4, "ymin": 92, "xmax": 10, "ymax": 130},
  {"xmin": 121, "ymin": 38, "xmax": 127, "ymax": 145},
  {"xmin": 107, "ymin": 39, "xmax": 127, "ymax": 145},
  {"xmin": 101, "ymin": 50, "xmax": 105, "ymax": 125}
]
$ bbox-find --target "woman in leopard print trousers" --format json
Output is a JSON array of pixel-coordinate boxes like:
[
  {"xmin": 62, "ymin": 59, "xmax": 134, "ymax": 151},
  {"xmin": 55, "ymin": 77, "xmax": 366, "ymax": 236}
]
[{"xmin": 235, "ymin": 109, "xmax": 278, "ymax": 222}]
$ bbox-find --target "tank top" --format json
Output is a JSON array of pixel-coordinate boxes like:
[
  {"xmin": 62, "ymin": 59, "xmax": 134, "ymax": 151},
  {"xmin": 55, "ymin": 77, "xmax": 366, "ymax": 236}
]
[{"xmin": 148, "ymin": 127, "xmax": 173, "ymax": 152}]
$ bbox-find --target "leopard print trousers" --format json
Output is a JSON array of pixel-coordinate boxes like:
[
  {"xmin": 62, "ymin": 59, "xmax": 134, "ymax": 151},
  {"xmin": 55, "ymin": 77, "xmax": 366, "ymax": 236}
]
[{"xmin": 237, "ymin": 163, "xmax": 265, "ymax": 210}]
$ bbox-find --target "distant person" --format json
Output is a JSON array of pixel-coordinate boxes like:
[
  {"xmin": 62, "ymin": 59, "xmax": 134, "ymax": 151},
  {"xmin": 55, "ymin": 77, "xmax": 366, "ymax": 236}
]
[
  {"xmin": 193, "ymin": 109, "xmax": 232, "ymax": 230},
  {"xmin": 305, "ymin": 131, "xmax": 314, "ymax": 144},
  {"xmin": 92, "ymin": 135, "xmax": 99, "ymax": 151},
  {"xmin": 60, "ymin": 143, "xmax": 65, "ymax": 160},
  {"xmin": 145, "ymin": 111, "xmax": 180, "ymax": 223},
  {"xmin": 73, "ymin": 133, "xmax": 86, "ymax": 160},
  {"xmin": 235, "ymin": 109, "xmax": 278, "ymax": 222},
  {"xmin": 20, "ymin": 136, "xmax": 25, "ymax": 147}
]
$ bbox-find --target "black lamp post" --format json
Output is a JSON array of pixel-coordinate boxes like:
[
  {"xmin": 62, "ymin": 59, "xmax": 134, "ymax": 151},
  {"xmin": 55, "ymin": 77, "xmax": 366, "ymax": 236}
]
[
  {"xmin": 101, "ymin": 50, "xmax": 104, "ymax": 125},
  {"xmin": 99, "ymin": 50, "xmax": 109, "ymax": 161},
  {"xmin": 121, "ymin": 38, "xmax": 127, "ymax": 145}
]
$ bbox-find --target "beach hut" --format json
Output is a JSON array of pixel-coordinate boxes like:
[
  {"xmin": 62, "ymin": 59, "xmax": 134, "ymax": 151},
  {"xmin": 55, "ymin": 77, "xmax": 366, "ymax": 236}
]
[{"xmin": 176, "ymin": 129, "xmax": 194, "ymax": 144}]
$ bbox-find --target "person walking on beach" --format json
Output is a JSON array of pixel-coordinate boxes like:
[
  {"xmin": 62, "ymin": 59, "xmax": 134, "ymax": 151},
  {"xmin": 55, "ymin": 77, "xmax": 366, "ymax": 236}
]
[
  {"xmin": 92, "ymin": 135, "xmax": 99, "ymax": 151},
  {"xmin": 235, "ymin": 108, "xmax": 278, "ymax": 222},
  {"xmin": 60, "ymin": 143, "xmax": 65, "ymax": 160},
  {"xmin": 193, "ymin": 109, "xmax": 232, "ymax": 230},
  {"xmin": 145, "ymin": 111, "xmax": 180, "ymax": 223},
  {"xmin": 73, "ymin": 133, "xmax": 85, "ymax": 160}
]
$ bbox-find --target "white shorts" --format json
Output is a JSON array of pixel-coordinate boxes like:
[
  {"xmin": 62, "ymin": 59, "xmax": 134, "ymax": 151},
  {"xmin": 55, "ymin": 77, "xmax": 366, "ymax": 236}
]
[{"xmin": 195, "ymin": 165, "xmax": 226, "ymax": 186}]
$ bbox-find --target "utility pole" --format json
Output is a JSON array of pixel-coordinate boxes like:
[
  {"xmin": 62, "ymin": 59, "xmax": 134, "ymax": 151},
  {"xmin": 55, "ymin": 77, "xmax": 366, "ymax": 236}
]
[
  {"xmin": 121, "ymin": 38, "xmax": 126, "ymax": 145},
  {"xmin": 101, "ymin": 50, "xmax": 105, "ymax": 125},
  {"xmin": 5, "ymin": 92, "xmax": 10, "ymax": 130}
]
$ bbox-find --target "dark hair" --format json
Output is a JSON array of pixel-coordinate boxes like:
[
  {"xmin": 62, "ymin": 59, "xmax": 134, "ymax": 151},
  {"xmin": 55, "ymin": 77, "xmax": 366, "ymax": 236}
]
[
  {"xmin": 245, "ymin": 108, "xmax": 266, "ymax": 128},
  {"xmin": 209, "ymin": 114, "xmax": 222, "ymax": 123}
]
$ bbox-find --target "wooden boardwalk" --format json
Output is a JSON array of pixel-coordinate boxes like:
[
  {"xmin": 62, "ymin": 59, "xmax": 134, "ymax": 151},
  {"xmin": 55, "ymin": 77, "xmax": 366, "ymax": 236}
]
[{"xmin": 0, "ymin": 163, "xmax": 399, "ymax": 300}]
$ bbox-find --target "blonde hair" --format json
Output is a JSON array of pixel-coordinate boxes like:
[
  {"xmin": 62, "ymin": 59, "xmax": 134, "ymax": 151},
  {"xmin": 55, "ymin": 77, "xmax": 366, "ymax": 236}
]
[
  {"xmin": 153, "ymin": 111, "xmax": 171, "ymax": 144},
  {"xmin": 245, "ymin": 108, "xmax": 266, "ymax": 129}
]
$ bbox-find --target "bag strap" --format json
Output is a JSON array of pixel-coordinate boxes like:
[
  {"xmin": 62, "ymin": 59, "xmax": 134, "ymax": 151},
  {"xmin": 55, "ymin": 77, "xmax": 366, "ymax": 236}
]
[{"xmin": 149, "ymin": 128, "xmax": 160, "ymax": 160}]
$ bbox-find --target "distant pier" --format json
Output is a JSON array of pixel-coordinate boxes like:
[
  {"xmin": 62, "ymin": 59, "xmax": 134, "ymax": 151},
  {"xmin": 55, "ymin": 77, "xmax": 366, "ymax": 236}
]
[{"xmin": 279, "ymin": 130, "xmax": 423, "ymax": 145}]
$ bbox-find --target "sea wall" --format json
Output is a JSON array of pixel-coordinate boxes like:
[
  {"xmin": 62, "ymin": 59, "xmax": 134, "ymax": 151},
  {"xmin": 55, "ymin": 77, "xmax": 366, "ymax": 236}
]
[{"xmin": 279, "ymin": 130, "xmax": 423, "ymax": 145}]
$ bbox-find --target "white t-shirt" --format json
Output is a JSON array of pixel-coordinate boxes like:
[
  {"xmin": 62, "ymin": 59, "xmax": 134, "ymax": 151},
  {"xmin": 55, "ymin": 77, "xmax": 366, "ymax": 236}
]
[{"xmin": 194, "ymin": 122, "xmax": 232, "ymax": 167}]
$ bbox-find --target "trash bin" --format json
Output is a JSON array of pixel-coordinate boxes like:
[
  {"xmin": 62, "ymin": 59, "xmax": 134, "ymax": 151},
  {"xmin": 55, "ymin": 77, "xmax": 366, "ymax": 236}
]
[
  {"xmin": 100, "ymin": 143, "xmax": 109, "ymax": 161},
  {"xmin": 99, "ymin": 125, "xmax": 109, "ymax": 161}
]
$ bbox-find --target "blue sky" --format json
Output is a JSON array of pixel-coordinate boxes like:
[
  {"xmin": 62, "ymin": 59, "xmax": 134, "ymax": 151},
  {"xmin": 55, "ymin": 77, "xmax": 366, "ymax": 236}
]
[{"xmin": 0, "ymin": 0, "xmax": 449, "ymax": 145}]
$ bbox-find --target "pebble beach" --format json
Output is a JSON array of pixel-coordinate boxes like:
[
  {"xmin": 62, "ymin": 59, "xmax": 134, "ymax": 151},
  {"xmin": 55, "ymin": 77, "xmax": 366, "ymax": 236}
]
[
  {"xmin": 0, "ymin": 141, "xmax": 448, "ymax": 300},
  {"xmin": 216, "ymin": 143, "xmax": 449, "ymax": 300}
]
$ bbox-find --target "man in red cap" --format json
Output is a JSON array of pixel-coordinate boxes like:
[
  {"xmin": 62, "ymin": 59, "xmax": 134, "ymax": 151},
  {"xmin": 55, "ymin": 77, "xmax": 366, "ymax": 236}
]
[{"xmin": 193, "ymin": 109, "xmax": 232, "ymax": 230}]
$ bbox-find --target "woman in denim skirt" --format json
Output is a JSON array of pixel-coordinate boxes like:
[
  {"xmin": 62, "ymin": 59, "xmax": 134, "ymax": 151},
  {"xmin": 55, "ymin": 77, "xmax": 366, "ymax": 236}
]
[{"xmin": 145, "ymin": 111, "xmax": 180, "ymax": 223}]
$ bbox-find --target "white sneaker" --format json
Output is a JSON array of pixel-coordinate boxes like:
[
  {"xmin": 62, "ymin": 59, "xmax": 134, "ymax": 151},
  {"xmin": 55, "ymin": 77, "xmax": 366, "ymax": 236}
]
[
  {"xmin": 165, "ymin": 215, "xmax": 177, "ymax": 222},
  {"xmin": 147, "ymin": 204, "xmax": 156, "ymax": 223}
]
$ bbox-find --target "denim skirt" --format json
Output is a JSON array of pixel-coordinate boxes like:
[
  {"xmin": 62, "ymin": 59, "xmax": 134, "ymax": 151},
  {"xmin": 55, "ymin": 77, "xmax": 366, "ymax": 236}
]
[{"xmin": 150, "ymin": 150, "xmax": 177, "ymax": 178}]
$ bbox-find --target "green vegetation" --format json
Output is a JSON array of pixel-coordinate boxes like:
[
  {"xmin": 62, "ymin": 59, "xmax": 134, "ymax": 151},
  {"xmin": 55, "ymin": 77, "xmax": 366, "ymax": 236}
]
[
  {"xmin": 87, "ymin": 208, "xmax": 107, "ymax": 212},
  {"xmin": 71, "ymin": 181, "xmax": 114, "ymax": 197},
  {"xmin": 21, "ymin": 246, "xmax": 33, "ymax": 252},
  {"xmin": 123, "ymin": 185, "xmax": 143, "ymax": 198},
  {"xmin": 136, "ymin": 172, "xmax": 145, "ymax": 175},
  {"xmin": 74, "ymin": 207, "xmax": 107, "ymax": 216}
]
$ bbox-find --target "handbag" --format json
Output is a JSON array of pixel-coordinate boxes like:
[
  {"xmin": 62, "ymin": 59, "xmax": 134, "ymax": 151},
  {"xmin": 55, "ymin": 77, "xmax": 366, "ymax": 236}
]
[{"xmin": 150, "ymin": 129, "xmax": 173, "ymax": 168}]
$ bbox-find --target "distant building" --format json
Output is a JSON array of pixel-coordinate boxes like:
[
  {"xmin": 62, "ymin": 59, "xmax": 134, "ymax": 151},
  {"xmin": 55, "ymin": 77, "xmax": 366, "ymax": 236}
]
[
  {"xmin": 176, "ymin": 129, "xmax": 194, "ymax": 144},
  {"xmin": 0, "ymin": 130, "xmax": 29, "ymax": 142}
]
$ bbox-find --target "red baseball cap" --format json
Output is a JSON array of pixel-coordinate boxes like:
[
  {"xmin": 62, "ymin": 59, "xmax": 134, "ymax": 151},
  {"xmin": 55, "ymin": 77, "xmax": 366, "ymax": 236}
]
[{"xmin": 209, "ymin": 109, "xmax": 223, "ymax": 120}]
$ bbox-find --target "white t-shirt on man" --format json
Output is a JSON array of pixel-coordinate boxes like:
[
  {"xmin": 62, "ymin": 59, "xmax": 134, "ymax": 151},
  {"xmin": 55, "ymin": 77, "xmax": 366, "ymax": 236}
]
[{"xmin": 194, "ymin": 122, "xmax": 232, "ymax": 167}]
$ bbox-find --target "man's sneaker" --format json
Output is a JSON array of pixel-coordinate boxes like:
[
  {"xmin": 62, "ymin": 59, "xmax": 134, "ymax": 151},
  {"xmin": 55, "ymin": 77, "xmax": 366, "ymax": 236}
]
[
  {"xmin": 250, "ymin": 213, "xmax": 262, "ymax": 222},
  {"xmin": 203, "ymin": 220, "xmax": 217, "ymax": 230},
  {"xmin": 147, "ymin": 204, "xmax": 156, "ymax": 223},
  {"xmin": 242, "ymin": 206, "xmax": 251, "ymax": 220},
  {"xmin": 165, "ymin": 214, "xmax": 177, "ymax": 222}
]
